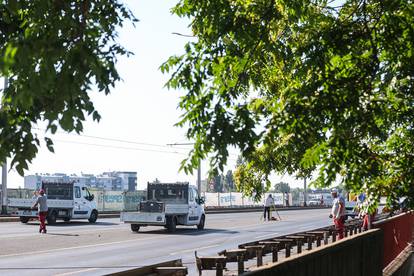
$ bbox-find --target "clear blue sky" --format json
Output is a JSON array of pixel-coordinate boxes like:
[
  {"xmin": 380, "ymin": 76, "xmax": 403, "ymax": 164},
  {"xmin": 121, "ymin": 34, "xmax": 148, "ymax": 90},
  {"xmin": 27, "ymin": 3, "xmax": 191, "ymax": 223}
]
[{"xmin": 5, "ymin": 1, "xmax": 306, "ymax": 190}]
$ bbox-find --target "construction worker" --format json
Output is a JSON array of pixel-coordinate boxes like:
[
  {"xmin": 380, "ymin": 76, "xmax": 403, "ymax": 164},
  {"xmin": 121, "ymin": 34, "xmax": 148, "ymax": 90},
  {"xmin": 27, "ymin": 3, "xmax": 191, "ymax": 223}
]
[
  {"xmin": 358, "ymin": 193, "xmax": 377, "ymax": 231},
  {"xmin": 264, "ymin": 194, "xmax": 274, "ymax": 221},
  {"xmin": 32, "ymin": 189, "xmax": 48, "ymax": 234},
  {"xmin": 329, "ymin": 188, "xmax": 345, "ymax": 239}
]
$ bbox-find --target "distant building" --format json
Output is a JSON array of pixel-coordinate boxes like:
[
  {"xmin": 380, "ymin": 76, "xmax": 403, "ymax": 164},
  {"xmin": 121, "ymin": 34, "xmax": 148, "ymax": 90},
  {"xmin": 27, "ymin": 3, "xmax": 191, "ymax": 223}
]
[
  {"xmin": 115, "ymin": 171, "xmax": 137, "ymax": 191},
  {"xmin": 24, "ymin": 171, "xmax": 137, "ymax": 191}
]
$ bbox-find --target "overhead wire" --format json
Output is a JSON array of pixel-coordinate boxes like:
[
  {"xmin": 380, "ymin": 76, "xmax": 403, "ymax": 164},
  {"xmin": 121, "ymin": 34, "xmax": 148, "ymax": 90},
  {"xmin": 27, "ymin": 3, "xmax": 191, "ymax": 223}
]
[
  {"xmin": 32, "ymin": 127, "xmax": 241, "ymax": 160},
  {"xmin": 51, "ymin": 139, "xmax": 189, "ymax": 156},
  {"xmin": 32, "ymin": 127, "xmax": 190, "ymax": 150}
]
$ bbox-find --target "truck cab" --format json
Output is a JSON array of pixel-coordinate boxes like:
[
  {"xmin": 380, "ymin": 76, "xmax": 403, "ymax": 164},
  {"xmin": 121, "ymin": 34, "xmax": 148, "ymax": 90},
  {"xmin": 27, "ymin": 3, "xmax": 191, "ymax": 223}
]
[
  {"xmin": 121, "ymin": 182, "xmax": 205, "ymax": 232},
  {"xmin": 9, "ymin": 182, "xmax": 98, "ymax": 224}
]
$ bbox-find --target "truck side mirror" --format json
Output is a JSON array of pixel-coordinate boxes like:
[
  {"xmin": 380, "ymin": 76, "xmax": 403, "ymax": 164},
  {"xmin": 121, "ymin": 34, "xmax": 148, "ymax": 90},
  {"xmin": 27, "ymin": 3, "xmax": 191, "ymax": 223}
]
[
  {"xmin": 85, "ymin": 194, "xmax": 94, "ymax": 201},
  {"xmin": 196, "ymin": 196, "xmax": 205, "ymax": 205}
]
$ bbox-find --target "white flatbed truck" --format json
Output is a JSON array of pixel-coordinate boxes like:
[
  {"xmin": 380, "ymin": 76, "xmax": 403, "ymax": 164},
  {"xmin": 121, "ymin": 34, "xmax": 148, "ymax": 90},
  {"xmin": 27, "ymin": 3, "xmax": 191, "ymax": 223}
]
[
  {"xmin": 121, "ymin": 182, "xmax": 205, "ymax": 232},
  {"xmin": 9, "ymin": 182, "xmax": 99, "ymax": 224}
]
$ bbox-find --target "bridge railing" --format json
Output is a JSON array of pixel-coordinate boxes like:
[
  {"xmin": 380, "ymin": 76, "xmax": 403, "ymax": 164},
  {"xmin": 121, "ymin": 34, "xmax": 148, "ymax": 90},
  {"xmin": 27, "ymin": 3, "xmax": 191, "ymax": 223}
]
[
  {"xmin": 372, "ymin": 210, "xmax": 414, "ymax": 269},
  {"xmin": 194, "ymin": 211, "xmax": 413, "ymax": 275}
]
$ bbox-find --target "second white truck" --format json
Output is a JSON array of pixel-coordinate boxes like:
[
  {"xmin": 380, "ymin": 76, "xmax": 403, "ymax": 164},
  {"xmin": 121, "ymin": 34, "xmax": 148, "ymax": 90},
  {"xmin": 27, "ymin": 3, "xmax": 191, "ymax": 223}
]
[{"xmin": 121, "ymin": 182, "xmax": 205, "ymax": 232}]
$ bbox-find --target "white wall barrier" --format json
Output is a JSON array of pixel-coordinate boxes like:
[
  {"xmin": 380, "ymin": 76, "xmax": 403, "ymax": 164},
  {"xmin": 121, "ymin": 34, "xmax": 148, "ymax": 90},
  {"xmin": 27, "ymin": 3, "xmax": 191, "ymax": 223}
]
[
  {"xmin": 90, "ymin": 190, "xmax": 145, "ymax": 212},
  {"xmin": 6, "ymin": 188, "xmax": 293, "ymax": 211},
  {"xmin": 202, "ymin": 192, "xmax": 290, "ymax": 207}
]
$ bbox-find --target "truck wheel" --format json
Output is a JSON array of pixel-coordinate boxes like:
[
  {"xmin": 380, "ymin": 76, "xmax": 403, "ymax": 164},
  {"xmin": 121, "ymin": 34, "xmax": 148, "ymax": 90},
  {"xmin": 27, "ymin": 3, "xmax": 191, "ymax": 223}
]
[
  {"xmin": 166, "ymin": 216, "xmax": 176, "ymax": 233},
  {"xmin": 47, "ymin": 211, "xmax": 57, "ymax": 225},
  {"xmin": 197, "ymin": 215, "xmax": 205, "ymax": 230},
  {"xmin": 131, "ymin": 224, "xmax": 140, "ymax": 232},
  {"xmin": 20, "ymin": 217, "xmax": 30, "ymax": 223},
  {"xmin": 88, "ymin": 210, "xmax": 98, "ymax": 223}
]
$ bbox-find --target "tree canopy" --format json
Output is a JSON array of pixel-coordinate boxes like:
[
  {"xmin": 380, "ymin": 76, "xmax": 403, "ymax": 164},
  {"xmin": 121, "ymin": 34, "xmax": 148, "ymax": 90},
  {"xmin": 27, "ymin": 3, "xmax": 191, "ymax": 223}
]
[
  {"xmin": 274, "ymin": 182, "xmax": 290, "ymax": 193},
  {"xmin": 0, "ymin": 0, "xmax": 136, "ymax": 175},
  {"xmin": 162, "ymin": 0, "xmax": 414, "ymax": 208}
]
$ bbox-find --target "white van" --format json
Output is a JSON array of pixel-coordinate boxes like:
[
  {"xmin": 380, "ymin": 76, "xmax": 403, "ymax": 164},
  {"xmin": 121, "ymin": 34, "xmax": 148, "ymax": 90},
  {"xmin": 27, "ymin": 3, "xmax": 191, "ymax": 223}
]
[{"xmin": 9, "ymin": 182, "xmax": 98, "ymax": 224}]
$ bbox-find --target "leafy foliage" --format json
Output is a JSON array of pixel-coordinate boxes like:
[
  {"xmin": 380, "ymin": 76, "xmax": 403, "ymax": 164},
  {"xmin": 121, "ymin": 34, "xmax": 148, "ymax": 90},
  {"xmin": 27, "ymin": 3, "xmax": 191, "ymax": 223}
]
[
  {"xmin": 274, "ymin": 182, "xmax": 290, "ymax": 193},
  {"xmin": 163, "ymin": 0, "xmax": 414, "ymax": 208},
  {"xmin": 0, "ymin": 0, "xmax": 137, "ymax": 175}
]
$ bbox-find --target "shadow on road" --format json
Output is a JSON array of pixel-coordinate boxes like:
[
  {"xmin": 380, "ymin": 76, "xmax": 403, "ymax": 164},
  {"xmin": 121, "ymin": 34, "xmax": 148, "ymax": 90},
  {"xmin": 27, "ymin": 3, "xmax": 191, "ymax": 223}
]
[
  {"xmin": 133, "ymin": 228, "xmax": 239, "ymax": 235},
  {"xmin": 51, "ymin": 221, "xmax": 119, "ymax": 227},
  {"xmin": 45, "ymin": 233, "xmax": 80, "ymax": 237},
  {"xmin": 25, "ymin": 221, "xmax": 119, "ymax": 227}
]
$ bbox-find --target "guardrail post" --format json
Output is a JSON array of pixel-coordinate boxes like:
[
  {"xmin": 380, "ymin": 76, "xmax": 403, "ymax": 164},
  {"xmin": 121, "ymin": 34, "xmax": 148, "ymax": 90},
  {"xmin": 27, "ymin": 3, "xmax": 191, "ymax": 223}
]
[
  {"xmin": 285, "ymin": 243, "xmax": 291, "ymax": 258},
  {"xmin": 237, "ymin": 254, "xmax": 244, "ymax": 275},
  {"xmin": 297, "ymin": 240, "xmax": 302, "ymax": 254},
  {"xmin": 216, "ymin": 262, "xmax": 224, "ymax": 276},
  {"xmin": 323, "ymin": 232, "xmax": 328, "ymax": 245},
  {"xmin": 316, "ymin": 236, "xmax": 321, "ymax": 247},
  {"xmin": 307, "ymin": 237, "xmax": 312, "ymax": 250},
  {"xmin": 257, "ymin": 248, "xmax": 263, "ymax": 266},
  {"xmin": 272, "ymin": 244, "xmax": 279, "ymax": 262},
  {"xmin": 332, "ymin": 231, "xmax": 337, "ymax": 242}
]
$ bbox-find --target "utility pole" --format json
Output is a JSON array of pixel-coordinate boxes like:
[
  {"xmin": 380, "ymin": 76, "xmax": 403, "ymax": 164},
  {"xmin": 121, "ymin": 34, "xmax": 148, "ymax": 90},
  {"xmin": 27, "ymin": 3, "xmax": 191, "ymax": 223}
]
[
  {"xmin": 197, "ymin": 163, "xmax": 201, "ymax": 197},
  {"xmin": 167, "ymin": 142, "xmax": 202, "ymax": 196},
  {"xmin": 303, "ymin": 177, "xmax": 307, "ymax": 207},
  {"xmin": 1, "ymin": 77, "xmax": 8, "ymax": 214}
]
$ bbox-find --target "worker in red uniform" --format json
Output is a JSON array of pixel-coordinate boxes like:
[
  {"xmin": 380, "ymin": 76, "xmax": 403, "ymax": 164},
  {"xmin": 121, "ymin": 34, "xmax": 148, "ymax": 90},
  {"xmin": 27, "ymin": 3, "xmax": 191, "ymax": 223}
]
[
  {"xmin": 32, "ymin": 189, "xmax": 48, "ymax": 234},
  {"xmin": 329, "ymin": 188, "xmax": 345, "ymax": 239}
]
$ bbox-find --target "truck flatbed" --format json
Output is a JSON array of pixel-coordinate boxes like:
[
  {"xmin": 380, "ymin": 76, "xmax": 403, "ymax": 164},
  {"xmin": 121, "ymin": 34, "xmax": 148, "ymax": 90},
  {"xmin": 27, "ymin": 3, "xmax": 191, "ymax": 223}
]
[{"xmin": 8, "ymin": 198, "xmax": 74, "ymax": 209}]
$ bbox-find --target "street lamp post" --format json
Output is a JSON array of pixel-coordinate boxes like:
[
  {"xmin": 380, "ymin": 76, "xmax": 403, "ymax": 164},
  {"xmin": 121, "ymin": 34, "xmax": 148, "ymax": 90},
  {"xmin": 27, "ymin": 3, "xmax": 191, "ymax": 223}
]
[
  {"xmin": 1, "ymin": 77, "xmax": 8, "ymax": 214},
  {"xmin": 303, "ymin": 177, "xmax": 307, "ymax": 207}
]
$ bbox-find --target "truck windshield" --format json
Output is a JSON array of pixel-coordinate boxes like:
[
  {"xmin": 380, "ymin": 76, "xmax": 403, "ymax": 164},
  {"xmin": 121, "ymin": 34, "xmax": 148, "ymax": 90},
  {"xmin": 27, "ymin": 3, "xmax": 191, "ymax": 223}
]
[{"xmin": 148, "ymin": 187, "xmax": 188, "ymax": 204}]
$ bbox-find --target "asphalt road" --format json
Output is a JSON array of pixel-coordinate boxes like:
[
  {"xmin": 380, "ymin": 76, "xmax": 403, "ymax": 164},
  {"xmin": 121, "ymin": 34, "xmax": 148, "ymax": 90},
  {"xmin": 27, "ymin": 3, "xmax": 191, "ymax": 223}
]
[{"xmin": 0, "ymin": 209, "xmax": 332, "ymax": 276}]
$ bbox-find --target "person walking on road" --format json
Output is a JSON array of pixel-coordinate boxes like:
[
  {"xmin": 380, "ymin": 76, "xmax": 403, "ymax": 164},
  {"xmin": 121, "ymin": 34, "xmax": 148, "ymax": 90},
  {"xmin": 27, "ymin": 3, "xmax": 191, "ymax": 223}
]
[
  {"xmin": 329, "ymin": 189, "xmax": 345, "ymax": 239},
  {"xmin": 32, "ymin": 189, "xmax": 48, "ymax": 234},
  {"xmin": 264, "ymin": 194, "xmax": 274, "ymax": 221}
]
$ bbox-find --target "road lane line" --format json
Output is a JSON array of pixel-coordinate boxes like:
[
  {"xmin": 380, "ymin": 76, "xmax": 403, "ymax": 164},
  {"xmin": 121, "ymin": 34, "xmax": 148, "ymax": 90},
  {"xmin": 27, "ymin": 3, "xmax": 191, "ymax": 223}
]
[
  {"xmin": 0, "ymin": 236, "xmax": 166, "ymax": 258},
  {"xmin": 169, "ymin": 243, "xmax": 221, "ymax": 255},
  {"xmin": 54, "ymin": 268, "xmax": 98, "ymax": 276},
  {"xmin": 0, "ymin": 227, "xmax": 125, "ymax": 240}
]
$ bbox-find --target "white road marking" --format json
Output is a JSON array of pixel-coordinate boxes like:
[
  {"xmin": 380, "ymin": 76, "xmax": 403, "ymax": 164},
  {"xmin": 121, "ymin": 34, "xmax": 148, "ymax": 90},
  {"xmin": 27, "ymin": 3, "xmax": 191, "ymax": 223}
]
[
  {"xmin": 54, "ymin": 268, "xmax": 98, "ymax": 276},
  {"xmin": 0, "ymin": 226, "xmax": 124, "ymax": 240},
  {"xmin": 0, "ymin": 236, "xmax": 166, "ymax": 258},
  {"xmin": 169, "ymin": 243, "xmax": 221, "ymax": 255}
]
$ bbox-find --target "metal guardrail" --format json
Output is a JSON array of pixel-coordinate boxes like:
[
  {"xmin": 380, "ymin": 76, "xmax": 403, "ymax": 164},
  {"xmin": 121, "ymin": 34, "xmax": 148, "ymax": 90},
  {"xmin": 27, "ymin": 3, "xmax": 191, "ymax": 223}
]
[
  {"xmin": 195, "ymin": 218, "xmax": 365, "ymax": 275},
  {"xmin": 193, "ymin": 211, "xmax": 400, "ymax": 275},
  {"xmin": 102, "ymin": 259, "xmax": 187, "ymax": 276}
]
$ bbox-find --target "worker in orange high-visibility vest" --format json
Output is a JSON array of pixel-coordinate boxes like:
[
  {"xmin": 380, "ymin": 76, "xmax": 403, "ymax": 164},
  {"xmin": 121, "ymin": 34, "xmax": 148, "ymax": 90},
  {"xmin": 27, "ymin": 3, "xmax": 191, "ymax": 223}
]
[{"xmin": 329, "ymin": 188, "xmax": 346, "ymax": 239}]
